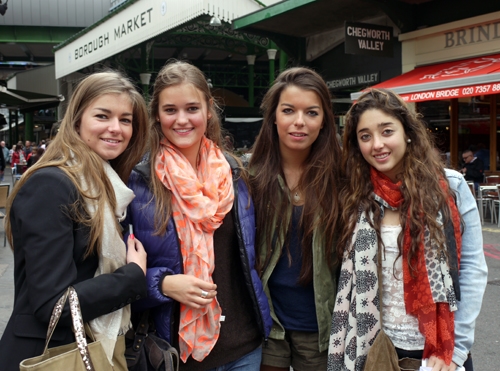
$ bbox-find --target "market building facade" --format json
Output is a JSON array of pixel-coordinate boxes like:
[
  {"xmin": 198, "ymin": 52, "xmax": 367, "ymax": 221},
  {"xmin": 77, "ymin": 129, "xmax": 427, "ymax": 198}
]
[{"xmin": 352, "ymin": 11, "xmax": 500, "ymax": 171}]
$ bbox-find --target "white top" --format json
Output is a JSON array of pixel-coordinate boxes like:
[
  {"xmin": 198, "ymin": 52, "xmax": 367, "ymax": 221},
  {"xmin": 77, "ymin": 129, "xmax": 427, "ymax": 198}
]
[{"xmin": 380, "ymin": 224, "xmax": 425, "ymax": 350}]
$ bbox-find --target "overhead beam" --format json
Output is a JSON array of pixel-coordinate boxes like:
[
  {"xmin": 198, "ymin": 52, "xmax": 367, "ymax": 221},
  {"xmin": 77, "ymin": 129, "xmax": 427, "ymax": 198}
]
[
  {"xmin": 232, "ymin": 0, "xmax": 317, "ymax": 30},
  {"xmin": 0, "ymin": 56, "xmax": 54, "ymax": 63},
  {"xmin": 0, "ymin": 26, "xmax": 84, "ymax": 44},
  {"xmin": 368, "ymin": 0, "xmax": 415, "ymax": 33}
]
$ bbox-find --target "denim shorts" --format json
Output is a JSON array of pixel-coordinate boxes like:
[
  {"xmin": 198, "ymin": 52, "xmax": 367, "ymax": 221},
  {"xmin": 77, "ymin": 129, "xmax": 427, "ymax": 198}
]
[{"xmin": 261, "ymin": 330, "xmax": 326, "ymax": 371}]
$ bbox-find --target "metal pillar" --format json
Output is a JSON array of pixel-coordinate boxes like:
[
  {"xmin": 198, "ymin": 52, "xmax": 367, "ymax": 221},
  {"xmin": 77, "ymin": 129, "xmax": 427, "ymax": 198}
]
[
  {"xmin": 140, "ymin": 41, "xmax": 154, "ymax": 102},
  {"xmin": 24, "ymin": 111, "xmax": 34, "ymax": 142},
  {"xmin": 450, "ymin": 99, "xmax": 458, "ymax": 169},
  {"xmin": 8, "ymin": 110, "xmax": 14, "ymax": 146},
  {"xmin": 13, "ymin": 110, "xmax": 19, "ymax": 144},
  {"xmin": 279, "ymin": 50, "xmax": 288, "ymax": 73},
  {"xmin": 490, "ymin": 94, "xmax": 497, "ymax": 172},
  {"xmin": 267, "ymin": 48, "xmax": 277, "ymax": 85},
  {"xmin": 247, "ymin": 55, "xmax": 256, "ymax": 107}
]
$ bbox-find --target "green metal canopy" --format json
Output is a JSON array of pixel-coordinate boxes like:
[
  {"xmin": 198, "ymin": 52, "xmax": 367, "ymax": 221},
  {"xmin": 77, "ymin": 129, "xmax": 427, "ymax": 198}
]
[
  {"xmin": 0, "ymin": 86, "xmax": 64, "ymax": 112},
  {"xmin": 232, "ymin": 0, "xmax": 322, "ymax": 37}
]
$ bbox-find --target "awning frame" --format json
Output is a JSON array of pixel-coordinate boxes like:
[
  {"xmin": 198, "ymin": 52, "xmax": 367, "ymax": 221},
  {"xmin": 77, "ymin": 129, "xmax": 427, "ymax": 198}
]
[
  {"xmin": 0, "ymin": 86, "xmax": 65, "ymax": 104},
  {"xmin": 351, "ymin": 53, "xmax": 500, "ymax": 102},
  {"xmin": 351, "ymin": 72, "xmax": 500, "ymax": 100}
]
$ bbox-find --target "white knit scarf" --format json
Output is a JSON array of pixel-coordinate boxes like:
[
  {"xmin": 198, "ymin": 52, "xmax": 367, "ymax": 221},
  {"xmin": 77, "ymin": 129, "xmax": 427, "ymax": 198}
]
[{"xmin": 81, "ymin": 159, "xmax": 135, "ymax": 364}]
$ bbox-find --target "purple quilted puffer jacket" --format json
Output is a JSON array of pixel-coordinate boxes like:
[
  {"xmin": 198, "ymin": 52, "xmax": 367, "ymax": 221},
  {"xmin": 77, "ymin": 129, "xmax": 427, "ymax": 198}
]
[{"xmin": 123, "ymin": 158, "xmax": 272, "ymax": 344}]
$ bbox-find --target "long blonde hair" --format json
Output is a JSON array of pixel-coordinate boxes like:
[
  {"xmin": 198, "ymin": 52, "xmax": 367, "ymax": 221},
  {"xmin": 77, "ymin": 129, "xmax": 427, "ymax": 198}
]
[{"xmin": 6, "ymin": 71, "xmax": 149, "ymax": 256}]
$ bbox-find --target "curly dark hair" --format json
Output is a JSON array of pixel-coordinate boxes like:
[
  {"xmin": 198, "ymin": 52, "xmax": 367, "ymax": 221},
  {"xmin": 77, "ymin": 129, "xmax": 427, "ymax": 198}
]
[{"xmin": 339, "ymin": 88, "xmax": 458, "ymax": 267}]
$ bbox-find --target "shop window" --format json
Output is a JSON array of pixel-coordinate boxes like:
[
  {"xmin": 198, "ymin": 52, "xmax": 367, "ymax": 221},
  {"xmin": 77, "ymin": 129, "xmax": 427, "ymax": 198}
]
[{"xmin": 418, "ymin": 99, "xmax": 451, "ymax": 152}]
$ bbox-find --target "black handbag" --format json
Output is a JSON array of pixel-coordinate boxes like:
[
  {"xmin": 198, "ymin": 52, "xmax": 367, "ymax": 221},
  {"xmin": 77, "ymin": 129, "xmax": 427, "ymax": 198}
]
[{"xmin": 125, "ymin": 311, "xmax": 179, "ymax": 371}]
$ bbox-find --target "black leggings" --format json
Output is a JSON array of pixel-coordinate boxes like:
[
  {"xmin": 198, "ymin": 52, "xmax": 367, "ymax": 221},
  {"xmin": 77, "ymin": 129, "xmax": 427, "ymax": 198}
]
[{"xmin": 395, "ymin": 348, "xmax": 473, "ymax": 371}]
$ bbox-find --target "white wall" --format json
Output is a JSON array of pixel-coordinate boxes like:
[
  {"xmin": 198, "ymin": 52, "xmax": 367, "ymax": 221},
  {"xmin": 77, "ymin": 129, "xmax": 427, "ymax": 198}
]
[
  {"xmin": 0, "ymin": 0, "xmax": 111, "ymax": 27},
  {"xmin": 399, "ymin": 11, "xmax": 500, "ymax": 71},
  {"xmin": 7, "ymin": 65, "xmax": 58, "ymax": 95}
]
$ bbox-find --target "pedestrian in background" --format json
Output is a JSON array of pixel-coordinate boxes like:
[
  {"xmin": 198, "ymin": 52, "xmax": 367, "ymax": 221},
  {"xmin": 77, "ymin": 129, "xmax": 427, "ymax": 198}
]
[
  {"xmin": 328, "ymin": 89, "xmax": 487, "ymax": 371},
  {"xmin": 460, "ymin": 148, "xmax": 484, "ymax": 192},
  {"xmin": 11, "ymin": 141, "xmax": 25, "ymax": 166},
  {"xmin": 8, "ymin": 144, "xmax": 15, "ymax": 165},
  {"xmin": 125, "ymin": 60, "xmax": 271, "ymax": 371},
  {"xmin": 1, "ymin": 140, "xmax": 10, "ymax": 164},
  {"xmin": 27, "ymin": 146, "xmax": 44, "ymax": 167},
  {"xmin": 249, "ymin": 67, "xmax": 342, "ymax": 371},
  {"xmin": 0, "ymin": 140, "xmax": 6, "ymax": 181},
  {"xmin": 0, "ymin": 70, "xmax": 150, "ymax": 371},
  {"xmin": 24, "ymin": 140, "xmax": 32, "ymax": 159}
]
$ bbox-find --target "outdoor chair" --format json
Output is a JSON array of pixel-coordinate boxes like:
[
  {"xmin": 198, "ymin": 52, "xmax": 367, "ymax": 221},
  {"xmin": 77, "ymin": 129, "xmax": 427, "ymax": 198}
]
[{"xmin": 12, "ymin": 163, "xmax": 27, "ymax": 186}]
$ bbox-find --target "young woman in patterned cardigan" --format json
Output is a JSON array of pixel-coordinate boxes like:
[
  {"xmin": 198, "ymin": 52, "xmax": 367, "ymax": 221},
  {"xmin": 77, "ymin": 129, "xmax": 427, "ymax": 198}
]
[{"xmin": 327, "ymin": 89, "xmax": 487, "ymax": 371}]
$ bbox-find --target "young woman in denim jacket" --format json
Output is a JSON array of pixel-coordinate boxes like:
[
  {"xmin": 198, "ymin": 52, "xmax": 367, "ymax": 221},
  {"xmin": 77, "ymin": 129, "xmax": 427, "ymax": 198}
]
[
  {"xmin": 249, "ymin": 67, "xmax": 342, "ymax": 371},
  {"xmin": 327, "ymin": 89, "xmax": 488, "ymax": 371}
]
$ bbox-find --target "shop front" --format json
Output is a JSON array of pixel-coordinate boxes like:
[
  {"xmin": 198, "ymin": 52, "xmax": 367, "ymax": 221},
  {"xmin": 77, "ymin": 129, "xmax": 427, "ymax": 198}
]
[{"xmin": 352, "ymin": 11, "xmax": 500, "ymax": 172}]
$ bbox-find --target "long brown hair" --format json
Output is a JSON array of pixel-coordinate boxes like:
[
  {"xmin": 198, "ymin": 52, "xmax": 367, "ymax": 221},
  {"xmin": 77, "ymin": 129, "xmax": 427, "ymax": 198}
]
[
  {"xmin": 339, "ymin": 88, "xmax": 455, "ymax": 265},
  {"xmin": 148, "ymin": 60, "xmax": 239, "ymax": 235},
  {"xmin": 6, "ymin": 71, "xmax": 149, "ymax": 255},
  {"xmin": 249, "ymin": 67, "xmax": 342, "ymax": 284}
]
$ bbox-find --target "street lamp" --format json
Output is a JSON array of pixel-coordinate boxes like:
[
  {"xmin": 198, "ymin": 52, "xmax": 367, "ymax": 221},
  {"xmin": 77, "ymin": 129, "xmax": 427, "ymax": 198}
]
[
  {"xmin": 140, "ymin": 73, "xmax": 152, "ymax": 101},
  {"xmin": 0, "ymin": 0, "xmax": 8, "ymax": 16},
  {"xmin": 209, "ymin": 16, "xmax": 222, "ymax": 27}
]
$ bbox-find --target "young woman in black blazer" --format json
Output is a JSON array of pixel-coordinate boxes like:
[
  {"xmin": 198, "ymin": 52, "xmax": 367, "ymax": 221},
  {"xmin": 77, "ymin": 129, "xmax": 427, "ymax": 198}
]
[{"xmin": 0, "ymin": 71, "xmax": 149, "ymax": 371}]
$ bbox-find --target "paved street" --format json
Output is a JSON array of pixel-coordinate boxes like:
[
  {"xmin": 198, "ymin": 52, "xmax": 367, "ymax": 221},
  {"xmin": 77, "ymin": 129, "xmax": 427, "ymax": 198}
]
[
  {"xmin": 0, "ymin": 168, "xmax": 499, "ymax": 370},
  {"xmin": 0, "ymin": 168, "xmax": 15, "ymax": 337}
]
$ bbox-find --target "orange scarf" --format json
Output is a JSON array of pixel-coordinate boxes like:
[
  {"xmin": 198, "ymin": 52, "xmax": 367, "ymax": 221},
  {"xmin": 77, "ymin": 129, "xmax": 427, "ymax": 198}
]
[
  {"xmin": 371, "ymin": 167, "xmax": 462, "ymax": 364},
  {"xmin": 155, "ymin": 137, "xmax": 234, "ymax": 362}
]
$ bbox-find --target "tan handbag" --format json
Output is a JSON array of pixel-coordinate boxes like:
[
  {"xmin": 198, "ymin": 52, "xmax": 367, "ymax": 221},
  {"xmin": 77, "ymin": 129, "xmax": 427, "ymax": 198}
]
[
  {"xmin": 364, "ymin": 328, "xmax": 400, "ymax": 371},
  {"xmin": 20, "ymin": 287, "xmax": 124, "ymax": 371}
]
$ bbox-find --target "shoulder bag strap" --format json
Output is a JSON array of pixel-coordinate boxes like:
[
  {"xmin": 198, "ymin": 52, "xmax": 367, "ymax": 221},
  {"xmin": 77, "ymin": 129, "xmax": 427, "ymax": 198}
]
[{"xmin": 44, "ymin": 287, "xmax": 95, "ymax": 371}]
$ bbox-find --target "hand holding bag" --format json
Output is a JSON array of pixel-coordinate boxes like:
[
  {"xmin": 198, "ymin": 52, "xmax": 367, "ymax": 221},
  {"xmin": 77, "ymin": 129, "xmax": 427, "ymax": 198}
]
[
  {"xmin": 125, "ymin": 311, "xmax": 179, "ymax": 371},
  {"xmin": 20, "ymin": 287, "xmax": 115, "ymax": 371}
]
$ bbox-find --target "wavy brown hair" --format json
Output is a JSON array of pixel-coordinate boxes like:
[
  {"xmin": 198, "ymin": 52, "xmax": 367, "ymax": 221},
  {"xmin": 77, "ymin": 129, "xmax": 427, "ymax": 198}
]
[
  {"xmin": 6, "ymin": 71, "xmax": 149, "ymax": 256},
  {"xmin": 249, "ymin": 67, "xmax": 342, "ymax": 284},
  {"xmin": 147, "ymin": 60, "xmax": 243, "ymax": 235},
  {"xmin": 339, "ymin": 88, "xmax": 458, "ymax": 266}
]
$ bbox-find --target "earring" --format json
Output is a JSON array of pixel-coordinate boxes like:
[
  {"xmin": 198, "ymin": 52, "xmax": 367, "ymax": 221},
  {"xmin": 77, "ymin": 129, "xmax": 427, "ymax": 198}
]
[{"xmin": 407, "ymin": 138, "xmax": 411, "ymax": 143}]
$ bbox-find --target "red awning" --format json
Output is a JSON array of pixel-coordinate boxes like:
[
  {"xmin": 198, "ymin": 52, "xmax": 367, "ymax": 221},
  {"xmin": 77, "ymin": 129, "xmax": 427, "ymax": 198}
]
[{"xmin": 351, "ymin": 53, "xmax": 500, "ymax": 102}]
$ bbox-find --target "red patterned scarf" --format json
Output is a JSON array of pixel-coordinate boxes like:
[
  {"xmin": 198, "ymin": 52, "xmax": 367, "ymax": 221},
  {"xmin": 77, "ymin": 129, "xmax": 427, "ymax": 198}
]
[{"xmin": 370, "ymin": 167, "xmax": 462, "ymax": 365}]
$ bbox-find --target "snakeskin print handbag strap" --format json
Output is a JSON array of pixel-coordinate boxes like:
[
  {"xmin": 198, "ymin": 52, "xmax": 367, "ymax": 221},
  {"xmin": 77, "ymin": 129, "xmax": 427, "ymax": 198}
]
[{"xmin": 44, "ymin": 287, "xmax": 95, "ymax": 371}]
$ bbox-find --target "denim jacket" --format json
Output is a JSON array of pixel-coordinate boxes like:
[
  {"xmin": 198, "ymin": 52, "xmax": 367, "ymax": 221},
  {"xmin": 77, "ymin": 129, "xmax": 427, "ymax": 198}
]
[{"xmin": 445, "ymin": 169, "xmax": 488, "ymax": 366}]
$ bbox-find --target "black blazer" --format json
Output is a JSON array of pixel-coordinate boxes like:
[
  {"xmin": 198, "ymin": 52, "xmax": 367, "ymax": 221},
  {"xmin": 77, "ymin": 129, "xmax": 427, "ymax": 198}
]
[{"xmin": 0, "ymin": 167, "xmax": 147, "ymax": 371}]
